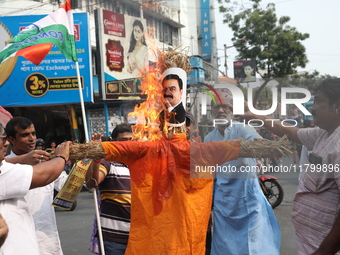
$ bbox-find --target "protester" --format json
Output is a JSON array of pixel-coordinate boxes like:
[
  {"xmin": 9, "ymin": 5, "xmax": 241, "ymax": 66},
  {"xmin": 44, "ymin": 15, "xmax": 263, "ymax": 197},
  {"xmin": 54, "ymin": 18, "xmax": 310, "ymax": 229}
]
[
  {"xmin": 242, "ymin": 78, "xmax": 340, "ymax": 255},
  {"xmin": 50, "ymin": 141, "xmax": 57, "ymax": 150},
  {"xmin": 0, "ymin": 122, "xmax": 71, "ymax": 255},
  {"xmin": 35, "ymin": 138, "xmax": 45, "ymax": 150},
  {"xmin": 204, "ymin": 91, "xmax": 280, "ymax": 255},
  {"xmin": 86, "ymin": 123, "xmax": 133, "ymax": 255},
  {"xmin": 5, "ymin": 117, "xmax": 67, "ymax": 255}
]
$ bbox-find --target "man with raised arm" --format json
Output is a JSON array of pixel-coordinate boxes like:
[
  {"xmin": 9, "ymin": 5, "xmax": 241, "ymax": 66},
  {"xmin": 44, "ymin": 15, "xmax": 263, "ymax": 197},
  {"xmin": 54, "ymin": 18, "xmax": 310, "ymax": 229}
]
[
  {"xmin": 242, "ymin": 78, "xmax": 340, "ymax": 255},
  {"xmin": 86, "ymin": 123, "xmax": 133, "ymax": 255},
  {"xmin": 5, "ymin": 117, "xmax": 68, "ymax": 255},
  {"xmin": 0, "ymin": 122, "xmax": 71, "ymax": 255}
]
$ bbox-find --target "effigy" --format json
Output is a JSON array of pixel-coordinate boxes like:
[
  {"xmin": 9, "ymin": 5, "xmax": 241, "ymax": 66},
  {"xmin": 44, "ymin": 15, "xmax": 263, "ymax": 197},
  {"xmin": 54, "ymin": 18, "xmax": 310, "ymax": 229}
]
[
  {"xmin": 67, "ymin": 136, "xmax": 290, "ymax": 255},
  {"xmin": 68, "ymin": 48, "xmax": 291, "ymax": 255}
]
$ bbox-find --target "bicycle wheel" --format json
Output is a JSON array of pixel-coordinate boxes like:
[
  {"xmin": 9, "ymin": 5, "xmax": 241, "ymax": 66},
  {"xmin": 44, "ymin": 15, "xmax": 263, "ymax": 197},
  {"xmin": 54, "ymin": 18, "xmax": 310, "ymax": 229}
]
[{"xmin": 262, "ymin": 179, "xmax": 284, "ymax": 208}]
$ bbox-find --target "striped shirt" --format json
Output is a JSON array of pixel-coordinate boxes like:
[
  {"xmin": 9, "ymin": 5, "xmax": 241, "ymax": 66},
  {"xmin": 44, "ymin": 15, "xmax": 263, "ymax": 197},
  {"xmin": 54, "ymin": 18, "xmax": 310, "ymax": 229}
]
[
  {"xmin": 293, "ymin": 127, "xmax": 340, "ymax": 254},
  {"xmin": 98, "ymin": 161, "xmax": 131, "ymax": 244}
]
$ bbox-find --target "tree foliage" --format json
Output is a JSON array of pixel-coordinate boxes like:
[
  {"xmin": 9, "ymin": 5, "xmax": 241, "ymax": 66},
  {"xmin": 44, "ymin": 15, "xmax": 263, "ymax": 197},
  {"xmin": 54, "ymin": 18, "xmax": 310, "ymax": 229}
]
[
  {"xmin": 289, "ymin": 71, "xmax": 337, "ymax": 91},
  {"xmin": 218, "ymin": 0, "xmax": 309, "ymax": 78},
  {"xmin": 218, "ymin": 0, "xmax": 310, "ymax": 103}
]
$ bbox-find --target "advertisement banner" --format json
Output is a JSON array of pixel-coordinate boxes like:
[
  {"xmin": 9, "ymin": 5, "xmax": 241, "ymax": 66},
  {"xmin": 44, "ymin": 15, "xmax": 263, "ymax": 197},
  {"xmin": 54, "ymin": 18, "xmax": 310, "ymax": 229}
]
[
  {"xmin": 0, "ymin": 13, "xmax": 93, "ymax": 106},
  {"xmin": 233, "ymin": 60, "xmax": 256, "ymax": 83},
  {"xmin": 95, "ymin": 9, "xmax": 148, "ymax": 100}
]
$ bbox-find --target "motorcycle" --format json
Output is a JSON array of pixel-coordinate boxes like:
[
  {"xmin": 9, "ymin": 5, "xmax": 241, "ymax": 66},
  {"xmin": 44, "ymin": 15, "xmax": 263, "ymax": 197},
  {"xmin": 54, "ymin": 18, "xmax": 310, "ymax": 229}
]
[{"xmin": 257, "ymin": 159, "xmax": 284, "ymax": 208}]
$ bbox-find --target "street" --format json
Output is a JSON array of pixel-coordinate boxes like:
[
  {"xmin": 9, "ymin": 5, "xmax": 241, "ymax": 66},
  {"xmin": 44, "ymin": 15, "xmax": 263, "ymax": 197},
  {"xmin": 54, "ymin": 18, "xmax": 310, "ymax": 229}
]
[
  {"xmin": 56, "ymin": 155, "xmax": 299, "ymax": 254},
  {"xmin": 270, "ymin": 156, "xmax": 299, "ymax": 255}
]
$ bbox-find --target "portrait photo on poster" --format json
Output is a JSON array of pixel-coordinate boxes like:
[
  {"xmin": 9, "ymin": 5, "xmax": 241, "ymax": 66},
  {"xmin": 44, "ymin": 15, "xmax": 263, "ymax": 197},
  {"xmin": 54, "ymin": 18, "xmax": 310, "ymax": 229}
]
[
  {"xmin": 126, "ymin": 19, "xmax": 149, "ymax": 76},
  {"xmin": 234, "ymin": 60, "xmax": 256, "ymax": 83}
]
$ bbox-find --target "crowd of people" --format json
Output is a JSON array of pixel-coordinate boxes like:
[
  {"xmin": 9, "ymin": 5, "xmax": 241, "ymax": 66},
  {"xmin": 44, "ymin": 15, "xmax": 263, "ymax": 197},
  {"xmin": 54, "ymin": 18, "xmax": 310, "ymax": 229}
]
[{"xmin": 0, "ymin": 72, "xmax": 340, "ymax": 255}]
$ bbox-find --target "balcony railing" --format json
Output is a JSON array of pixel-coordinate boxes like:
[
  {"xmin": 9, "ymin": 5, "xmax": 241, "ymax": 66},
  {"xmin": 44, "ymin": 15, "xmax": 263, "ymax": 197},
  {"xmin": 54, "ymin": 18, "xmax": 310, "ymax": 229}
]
[{"xmin": 141, "ymin": 0, "xmax": 179, "ymax": 23}]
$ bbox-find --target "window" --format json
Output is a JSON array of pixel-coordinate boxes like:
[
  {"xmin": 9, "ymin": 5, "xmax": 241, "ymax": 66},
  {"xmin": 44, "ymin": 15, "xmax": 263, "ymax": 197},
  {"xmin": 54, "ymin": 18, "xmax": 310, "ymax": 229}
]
[
  {"xmin": 92, "ymin": 49, "xmax": 98, "ymax": 76},
  {"xmin": 146, "ymin": 17, "xmax": 156, "ymax": 39},
  {"xmin": 163, "ymin": 23, "xmax": 170, "ymax": 44},
  {"xmin": 71, "ymin": 0, "xmax": 82, "ymax": 9},
  {"xmin": 159, "ymin": 22, "xmax": 164, "ymax": 42},
  {"xmin": 172, "ymin": 27, "xmax": 179, "ymax": 47}
]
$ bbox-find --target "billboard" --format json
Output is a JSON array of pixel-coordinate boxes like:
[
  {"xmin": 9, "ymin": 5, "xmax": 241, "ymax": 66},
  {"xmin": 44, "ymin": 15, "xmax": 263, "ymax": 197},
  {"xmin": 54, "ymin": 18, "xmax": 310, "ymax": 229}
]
[
  {"xmin": 0, "ymin": 13, "xmax": 93, "ymax": 106},
  {"xmin": 95, "ymin": 9, "xmax": 148, "ymax": 100},
  {"xmin": 233, "ymin": 60, "xmax": 256, "ymax": 83}
]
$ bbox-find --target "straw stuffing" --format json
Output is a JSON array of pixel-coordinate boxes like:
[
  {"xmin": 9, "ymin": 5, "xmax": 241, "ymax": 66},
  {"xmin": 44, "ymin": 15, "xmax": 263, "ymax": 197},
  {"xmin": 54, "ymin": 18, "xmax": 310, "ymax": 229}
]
[{"xmin": 237, "ymin": 135, "xmax": 292, "ymax": 158}]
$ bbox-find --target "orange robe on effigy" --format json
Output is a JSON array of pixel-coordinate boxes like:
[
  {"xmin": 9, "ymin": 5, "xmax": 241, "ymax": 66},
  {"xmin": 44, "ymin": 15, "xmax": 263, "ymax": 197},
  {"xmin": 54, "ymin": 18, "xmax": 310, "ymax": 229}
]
[{"xmin": 101, "ymin": 133, "xmax": 240, "ymax": 255}]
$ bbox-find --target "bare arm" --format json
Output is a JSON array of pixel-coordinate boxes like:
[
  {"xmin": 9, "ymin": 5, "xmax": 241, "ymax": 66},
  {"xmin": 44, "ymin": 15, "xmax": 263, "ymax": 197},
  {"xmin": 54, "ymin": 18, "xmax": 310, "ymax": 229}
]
[
  {"xmin": 30, "ymin": 142, "xmax": 71, "ymax": 189},
  {"xmin": 5, "ymin": 150, "xmax": 51, "ymax": 165},
  {"xmin": 312, "ymin": 210, "xmax": 340, "ymax": 255},
  {"xmin": 85, "ymin": 161, "xmax": 106, "ymax": 189},
  {"xmin": 242, "ymin": 111, "xmax": 301, "ymax": 144}
]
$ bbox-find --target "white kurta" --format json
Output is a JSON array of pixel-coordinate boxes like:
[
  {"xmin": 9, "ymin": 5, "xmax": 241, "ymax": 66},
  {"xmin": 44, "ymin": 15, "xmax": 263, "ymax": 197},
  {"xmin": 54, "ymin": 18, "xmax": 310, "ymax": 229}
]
[
  {"xmin": 0, "ymin": 161, "xmax": 40, "ymax": 255},
  {"xmin": 7, "ymin": 151, "xmax": 67, "ymax": 255}
]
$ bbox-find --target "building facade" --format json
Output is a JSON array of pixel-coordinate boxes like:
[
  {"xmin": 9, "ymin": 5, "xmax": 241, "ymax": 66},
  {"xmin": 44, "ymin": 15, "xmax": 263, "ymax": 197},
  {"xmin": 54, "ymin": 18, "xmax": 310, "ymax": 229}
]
[{"xmin": 0, "ymin": 0, "xmax": 220, "ymax": 141}]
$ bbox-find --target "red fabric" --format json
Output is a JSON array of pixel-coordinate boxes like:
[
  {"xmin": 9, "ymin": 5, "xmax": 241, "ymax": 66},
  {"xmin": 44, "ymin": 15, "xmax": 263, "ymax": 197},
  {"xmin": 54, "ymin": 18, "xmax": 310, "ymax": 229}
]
[
  {"xmin": 16, "ymin": 43, "xmax": 53, "ymax": 65},
  {"xmin": 0, "ymin": 106, "xmax": 13, "ymax": 127}
]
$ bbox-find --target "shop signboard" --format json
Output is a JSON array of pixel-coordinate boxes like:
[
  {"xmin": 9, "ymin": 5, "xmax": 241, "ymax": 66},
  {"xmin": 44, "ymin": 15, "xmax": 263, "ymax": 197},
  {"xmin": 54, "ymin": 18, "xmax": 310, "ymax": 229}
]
[
  {"xmin": 0, "ymin": 13, "xmax": 93, "ymax": 106},
  {"xmin": 95, "ymin": 9, "xmax": 148, "ymax": 100}
]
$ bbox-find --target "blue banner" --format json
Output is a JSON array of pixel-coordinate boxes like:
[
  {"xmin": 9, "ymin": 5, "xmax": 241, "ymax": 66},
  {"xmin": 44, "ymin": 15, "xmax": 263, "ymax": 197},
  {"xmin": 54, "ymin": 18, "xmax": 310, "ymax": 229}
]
[
  {"xmin": 201, "ymin": 0, "xmax": 212, "ymax": 60},
  {"xmin": 0, "ymin": 13, "xmax": 93, "ymax": 106}
]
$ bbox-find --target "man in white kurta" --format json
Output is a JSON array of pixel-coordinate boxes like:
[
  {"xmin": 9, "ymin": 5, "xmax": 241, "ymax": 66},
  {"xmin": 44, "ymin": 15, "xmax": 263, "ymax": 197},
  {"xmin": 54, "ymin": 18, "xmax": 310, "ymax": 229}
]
[
  {"xmin": 6, "ymin": 150, "xmax": 67, "ymax": 255},
  {"xmin": 0, "ymin": 161, "xmax": 40, "ymax": 255},
  {"xmin": 5, "ymin": 117, "xmax": 66, "ymax": 255}
]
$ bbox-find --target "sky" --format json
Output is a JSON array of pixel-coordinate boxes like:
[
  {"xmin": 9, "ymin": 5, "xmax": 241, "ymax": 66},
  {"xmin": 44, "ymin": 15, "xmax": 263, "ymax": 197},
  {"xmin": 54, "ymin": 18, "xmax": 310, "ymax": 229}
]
[{"xmin": 214, "ymin": 0, "xmax": 340, "ymax": 78}]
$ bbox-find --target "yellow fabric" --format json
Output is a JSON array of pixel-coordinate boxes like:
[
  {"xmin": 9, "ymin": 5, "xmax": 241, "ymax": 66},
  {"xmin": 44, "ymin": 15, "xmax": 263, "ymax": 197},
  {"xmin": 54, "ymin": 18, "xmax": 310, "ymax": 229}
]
[
  {"xmin": 98, "ymin": 164, "xmax": 107, "ymax": 175},
  {"xmin": 100, "ymin": 192, "xmax": 131, "ymax": 204},
  {"xmin": 101, "ymin": 134, "xmax": 240, "ymax": 255}
]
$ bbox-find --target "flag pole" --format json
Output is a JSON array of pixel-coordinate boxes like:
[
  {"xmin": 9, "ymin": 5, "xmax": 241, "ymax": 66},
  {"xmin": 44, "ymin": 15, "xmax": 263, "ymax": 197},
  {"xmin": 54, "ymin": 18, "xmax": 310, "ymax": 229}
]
[
  {"xmin": 75, "ymin": 61, "xmax": 89, "ymax": 142},
  {"xmin": 75, "ymin": 62, "xmax": 105, "ymax": 255},
  {"xmin": 93, "ymin": 188, "xmax": 105, "ymax": 255}
]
